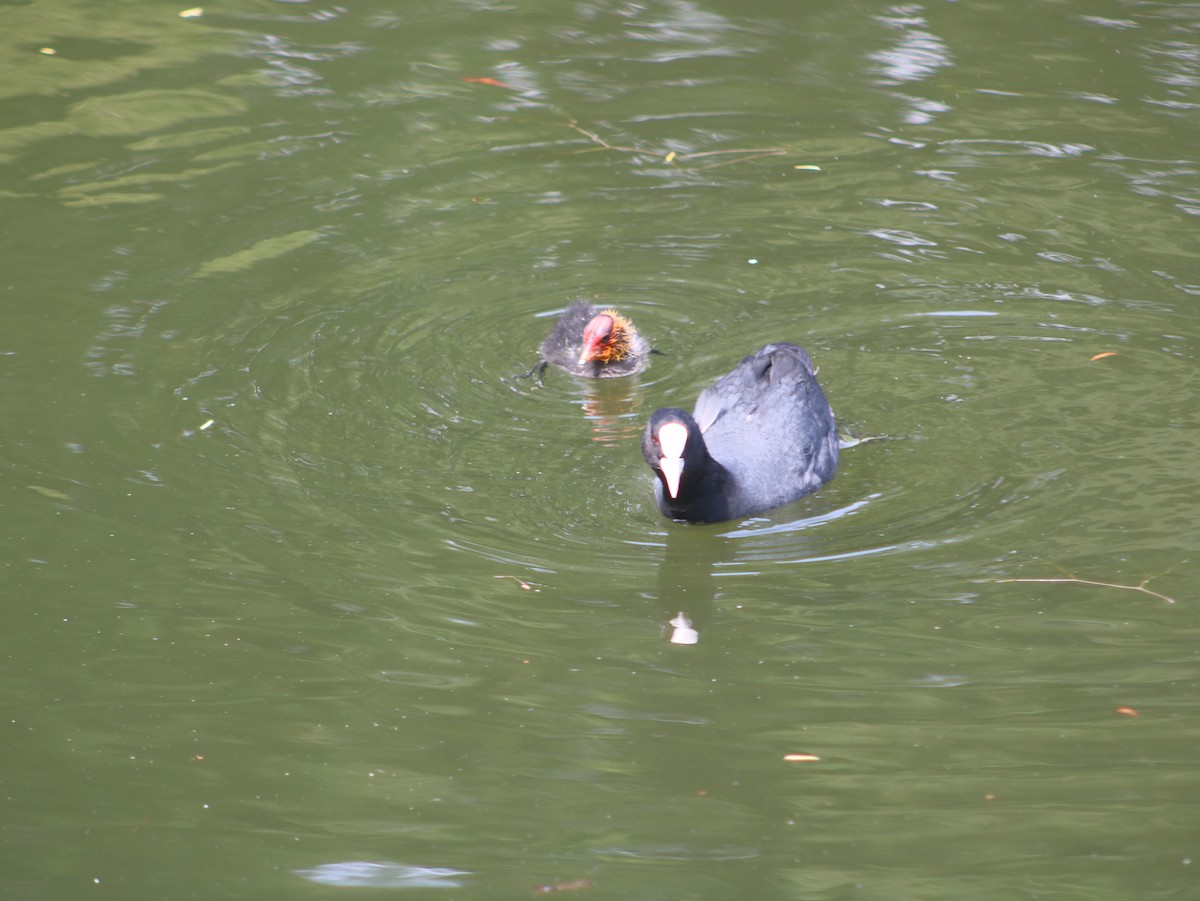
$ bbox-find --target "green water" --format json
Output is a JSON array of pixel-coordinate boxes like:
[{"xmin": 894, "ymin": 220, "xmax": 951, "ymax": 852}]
[{"xmin": 2, "ymin": 1, "xmax": 1198, "ymax": 899}]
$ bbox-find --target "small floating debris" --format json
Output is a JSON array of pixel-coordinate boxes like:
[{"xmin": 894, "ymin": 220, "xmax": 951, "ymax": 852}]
[
  {"xmin": 493, "ymin": 574, "xmax": 541, "ymax": 592},
  {"xmin": 782, "ymin": 753, "xmax": 821, "ymax": 763},
  {"xmin": 179, "ymin": 7, "xmax": 204, "ymax": 17},
  {"xmin": 28, "ymin": 485, "xmax": 72, "ymax": 501},
  {"xmin": 463, "ymin": 76, "xmax": 514, "ymax": 89},
  {"xmin": 534, "ymin": 878, "xmax": 593, "ymax": 893}
]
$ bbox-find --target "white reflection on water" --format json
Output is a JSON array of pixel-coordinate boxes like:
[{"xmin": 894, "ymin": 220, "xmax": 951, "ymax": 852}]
[
  {"xmin": 294, "ymin": 862, "xmax": 470, "ymax": 888},
  {"xmin": 719, "ymin": 496, "xmax": 876, "ymax": 540}
]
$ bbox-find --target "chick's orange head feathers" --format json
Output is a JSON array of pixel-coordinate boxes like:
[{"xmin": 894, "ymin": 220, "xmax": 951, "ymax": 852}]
[{"xmin": 578, "ymin": 309, "xmax": 632, "ymax": 364}]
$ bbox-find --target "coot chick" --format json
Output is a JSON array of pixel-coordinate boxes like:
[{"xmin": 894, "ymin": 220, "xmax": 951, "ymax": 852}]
[
  {"xmin": 642, "ymin": 342, "xmax": 837, "ymax": 524},
  {"xmin": 533, "ymin": 302, "xmax": 650, "ymax": 379}
]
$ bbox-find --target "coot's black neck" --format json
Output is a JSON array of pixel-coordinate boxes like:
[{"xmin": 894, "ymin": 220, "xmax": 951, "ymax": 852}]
[{"xmin": 658, "ymin": 458, "xmax": 733, "ymax": 524}]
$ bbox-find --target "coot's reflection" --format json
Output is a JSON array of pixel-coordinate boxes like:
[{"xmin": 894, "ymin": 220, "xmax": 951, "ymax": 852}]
[
  {"xmin": 579, "ymin": 378, "xmax": 645, "ymax": 446},
  {"xmin": 651, "ymin": 506, "xmax": 838, "ymax": 644},
  {"xmin": 653, "ymin": 527, "xmax": 726, "ymax": 645}
]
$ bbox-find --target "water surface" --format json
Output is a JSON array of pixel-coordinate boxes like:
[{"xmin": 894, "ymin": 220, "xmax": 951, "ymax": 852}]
[{"xmin": 3, "ymin": 1, "xmax": 1198, "ymax": 899}]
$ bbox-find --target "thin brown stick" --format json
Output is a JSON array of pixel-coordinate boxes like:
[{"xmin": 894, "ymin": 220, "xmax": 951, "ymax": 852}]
[
  {"xmin": 565, "ymin": 119, "xmax": 788, "ymax": 168},
  {"xmin": 693, "ymin": 150, "xmax": 789, "ymax": 170},
  {"xmin": 565, "ymin": 120, "xmax": 642, "ymax": 154},
  {"xmin": 675, "ymin": 147, "xmax": 788, "ymax": 160},
  {"xmin": 995, "ymin": 577, "xmax": 1177, "ymax": 605}
]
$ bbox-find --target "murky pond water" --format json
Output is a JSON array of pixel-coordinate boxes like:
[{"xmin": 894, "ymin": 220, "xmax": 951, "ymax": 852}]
[{"xmin": 3, "ymin": 1, "xmax": 1197, "ymax": 898}]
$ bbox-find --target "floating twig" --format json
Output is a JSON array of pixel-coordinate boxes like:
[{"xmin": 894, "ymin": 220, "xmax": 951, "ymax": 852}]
[
  {"xmin": 693, "ymin": 150, "xmax": 789, "ymax": 170},
  {"xmin": 565, "ymin": 119, "xmax": 792, "ymax": 169},
  {"xmin": 566, "ymin": 120, "xmax": 643, "ymax": 154},
  {"xmin": 995, "ymin": 576, "xmax": 1177, "ymax": 605}
]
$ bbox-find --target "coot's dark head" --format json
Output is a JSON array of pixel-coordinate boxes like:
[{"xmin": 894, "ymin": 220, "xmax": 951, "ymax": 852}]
[
  {"xmin": 642, "ymin": 407, "xmax": 714, "ymax": 500},
  {"xmin": 578, "ymin": 308, "xmax": 635, "ymax": 366}
]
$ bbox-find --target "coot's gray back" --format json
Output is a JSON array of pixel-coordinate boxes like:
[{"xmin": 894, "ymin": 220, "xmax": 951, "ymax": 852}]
[{"xmin": 692, "ymin": 343, "xmax": 837, "ymax": 519}]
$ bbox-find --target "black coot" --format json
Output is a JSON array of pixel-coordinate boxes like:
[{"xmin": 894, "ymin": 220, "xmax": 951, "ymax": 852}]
[
  {"xmin": 533, "ymin": 302, "xmax": 650, "ymax": 379},
  {"xmin": 642, "ymin": 342, "xmax": 837, "ymax": 523}
]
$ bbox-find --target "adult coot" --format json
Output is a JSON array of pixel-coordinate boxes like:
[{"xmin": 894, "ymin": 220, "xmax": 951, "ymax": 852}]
[
  {"xmin": 642, "ymin": 342, "xmax": 837, "ymax": 523},
  {"xmin": 532, "ymin": 302, "xmax": 650, "ymax": 379}
]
